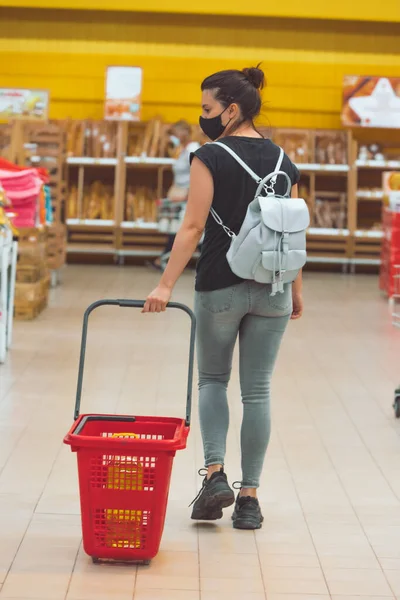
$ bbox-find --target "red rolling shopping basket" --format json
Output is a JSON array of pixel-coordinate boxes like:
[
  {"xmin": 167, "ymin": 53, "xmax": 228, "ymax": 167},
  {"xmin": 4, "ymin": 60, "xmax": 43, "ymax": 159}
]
[{"xmin": 64, "ymin": 299, "xmax": 196, "ymax": 564}]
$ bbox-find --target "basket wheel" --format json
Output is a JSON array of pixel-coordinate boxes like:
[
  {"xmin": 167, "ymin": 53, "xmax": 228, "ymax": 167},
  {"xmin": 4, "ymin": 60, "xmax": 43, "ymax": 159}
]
[
  {"xmin": 394, "ymin": 395, "xmax": 400, "ymax": 419},
  {"xmin": 142, "ymin": 560, "xmax": 151, "ymax": 566},
  {"xmin": 92, "ymin": 557, "xmax": 100, "ymax": 564}
]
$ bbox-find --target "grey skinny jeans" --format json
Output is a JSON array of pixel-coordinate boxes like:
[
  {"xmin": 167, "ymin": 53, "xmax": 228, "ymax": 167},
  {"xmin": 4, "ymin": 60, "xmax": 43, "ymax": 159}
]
[{"xmin": 195, "ymin": 280, "xmax": 291, "ymax": 488}]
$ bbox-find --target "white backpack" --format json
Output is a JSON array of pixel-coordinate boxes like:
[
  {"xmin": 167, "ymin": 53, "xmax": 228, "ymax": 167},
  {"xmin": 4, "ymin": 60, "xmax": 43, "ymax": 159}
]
[{"xmin": 210, "ymin": 142, "xmax": 310, "ymax": 295}]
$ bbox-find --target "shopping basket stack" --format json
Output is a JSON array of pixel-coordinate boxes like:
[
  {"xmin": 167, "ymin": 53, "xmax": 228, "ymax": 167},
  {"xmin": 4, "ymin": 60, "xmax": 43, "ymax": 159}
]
[
  {"xmin": 64, "ymin": 299, "xmax": 195, "ymax": 564},
  {"xmin": 379, "ymin": 208, "xmax": 400, "ymax": 299}
]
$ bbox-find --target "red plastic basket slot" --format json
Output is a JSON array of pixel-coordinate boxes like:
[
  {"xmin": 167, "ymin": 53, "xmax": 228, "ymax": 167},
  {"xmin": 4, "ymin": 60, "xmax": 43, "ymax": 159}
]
[{"xmin": 64, "ymin": 414, "xmax": 189, "ymax": 562}]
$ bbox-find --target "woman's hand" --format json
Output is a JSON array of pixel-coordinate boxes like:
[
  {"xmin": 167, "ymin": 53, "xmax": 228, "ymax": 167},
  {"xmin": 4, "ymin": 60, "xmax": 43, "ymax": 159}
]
[
  {"xmin": 291, "ymin": 293, "xmax": 303, "ymax": 320},
  {"xmin": 142, "ymin": 284, "xmax": 172, "ymax": 313}
]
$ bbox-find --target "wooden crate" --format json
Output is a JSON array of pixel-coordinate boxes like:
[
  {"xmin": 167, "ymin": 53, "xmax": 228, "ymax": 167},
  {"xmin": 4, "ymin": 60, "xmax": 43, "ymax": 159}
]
[
  {"xmin": 16, "ymin": 264, "xmax": 47, "ymax": 284},
  {"xmin": 14, "ymin": 275, "xmax": 50, "ymax": 320},
  {"xmin": 47, "ymin": 247, "xmax": 66, "ymax": 270},
  {"xmin": 18, "ymin": 241, "xmax": 47, "ymax": 266},
  {"xmin": 14, "ymin": 297, "xmax": 48, "ymax": 321},
  {"xmin": 14, "ymin": 275, "xmax": 49, "ymax": 304},
  {"xmin": 46, "ymin": 223, "xmax": 66, "ymax": 263},
  {"xmin": 17, "ymin": 227, "xmax": 47, "ymax": 244}
]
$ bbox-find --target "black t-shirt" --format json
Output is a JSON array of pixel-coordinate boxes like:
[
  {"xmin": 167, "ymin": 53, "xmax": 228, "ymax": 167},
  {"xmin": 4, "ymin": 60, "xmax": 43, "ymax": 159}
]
[{"xmin": 191, "ymin": 137, "xmax": 300, "ymax": 292}]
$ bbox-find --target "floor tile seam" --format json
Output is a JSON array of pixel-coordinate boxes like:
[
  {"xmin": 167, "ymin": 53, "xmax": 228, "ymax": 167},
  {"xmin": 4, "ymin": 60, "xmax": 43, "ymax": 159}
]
[{"xmin": 290, "ymin": 384, "xmax": 397, "ymax": 599}]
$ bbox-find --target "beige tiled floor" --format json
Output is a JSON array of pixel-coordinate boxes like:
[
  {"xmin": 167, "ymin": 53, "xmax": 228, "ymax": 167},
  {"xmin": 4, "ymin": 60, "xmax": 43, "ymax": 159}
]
[{"xmin": 0, "ymin": 265, "xmax": 400, "ymax": 600}]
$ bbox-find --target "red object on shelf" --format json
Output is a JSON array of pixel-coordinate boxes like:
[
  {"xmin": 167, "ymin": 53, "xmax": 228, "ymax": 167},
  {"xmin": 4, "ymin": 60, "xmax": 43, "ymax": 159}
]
[
  {"xmin": 0, "ymin": 157, "xmax": 49, "ymax": 184},
  {"xmin": 380, "ymin": 208, "xmax": 400, "ymax": 297},
  {"xmin": 0, "ymin": 163, "xmax": 48, "ymax": 228},
  {"xmin": 64, "ymin": 414, "xmax": 189, "ymax": 563}
]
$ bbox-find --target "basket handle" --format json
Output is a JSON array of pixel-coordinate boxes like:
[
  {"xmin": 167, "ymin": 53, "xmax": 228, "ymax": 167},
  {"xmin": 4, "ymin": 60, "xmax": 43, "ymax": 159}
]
[{"xmin": 74, "ymin": 299, "xmax": 196, "ymax": 426}]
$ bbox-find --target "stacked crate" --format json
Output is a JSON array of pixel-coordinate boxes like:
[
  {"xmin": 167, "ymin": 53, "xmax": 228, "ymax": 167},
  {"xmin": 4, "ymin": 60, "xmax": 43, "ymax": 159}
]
[
  {"xmin": 379, "ymin": 209, "xmax": 400, "ymax": 297},
  {"xmin": 22, "ymin": 122, "xmax": 67, "ymax": 222},
  {"xmin": 14, "ymin": 228, "xmax": 50, "ymax": 320},
  {"xmin": 46, "ymin": 223, "xmax": 67, "ymax": 271}
]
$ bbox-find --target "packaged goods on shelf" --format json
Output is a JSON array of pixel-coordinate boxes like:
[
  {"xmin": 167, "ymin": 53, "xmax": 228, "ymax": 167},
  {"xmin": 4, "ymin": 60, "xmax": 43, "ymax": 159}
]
[
  {"xmin": 356, "ymin": 138, "xmax": 400, "ymax": 165},
  {"xmin": 125, "ymin": 186, "xmax": 157, "ymax": 223},
  {"xmin": 65, "ymin": 120, "xmax": 118, "ymax": 158},
  {"xmin": 272, "ymin": 129, "xmax": 311, "ymax": 164},
  {"xmin": 315, "ymin": 130, "xmax": 347, "ymax": 165},
  {"xmin": 65, "ymin": 120, "xmax": 85, "ymax": 157},
  {"xmin": 314, "ymin": 193, "xmax": 346, "ymax": 229},
  {"xmin": 67, "ymin": 182, "xmax": 114, "ymax": 221},
  {"xmin": 83, "ymin": 182, "xmax": 114, "ymax": 221},
  {"xmin": 128, "ymin": 119, "xmax": 168, "ymax": 158},
  {"xmin": 127, "ymin": 123, "xmax": 144, "ymax": 157},
  {"xmin": 67, "ymin": 185, "xmax": 79, "ymax": 219}
]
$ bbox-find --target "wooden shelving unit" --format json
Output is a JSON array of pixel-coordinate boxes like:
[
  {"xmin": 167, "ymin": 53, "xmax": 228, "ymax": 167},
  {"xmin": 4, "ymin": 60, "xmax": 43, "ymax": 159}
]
[
  {"xmin": 65, "ymin": 120, "xmax": 175, "ymax": 260},
  {"xmin": 0, "ymin": 120, "xmax": 66, "ymax": 222},
  {"xmin": 61, "ymin": 120, "xmax": 400, "ymax": 269},
  {"xmin": 347, "ymin": 128, "xmax": 400, "ymax": 268}
]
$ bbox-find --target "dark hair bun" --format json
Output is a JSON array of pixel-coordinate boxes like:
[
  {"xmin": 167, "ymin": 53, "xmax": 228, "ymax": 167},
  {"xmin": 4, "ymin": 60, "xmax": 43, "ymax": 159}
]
[{"xmin": 242, "ymin": 66, "xmax": 265, "ymax": 90}]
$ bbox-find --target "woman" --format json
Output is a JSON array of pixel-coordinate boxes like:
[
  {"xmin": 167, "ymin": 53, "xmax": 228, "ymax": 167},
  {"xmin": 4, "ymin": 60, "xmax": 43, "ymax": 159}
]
[
  {"xmin": 153, "ymin": 120, "xmax": 200, "ymax": 270},
  {"xmin": 143, "ymin": 66, "xmax": 303, "ymax": 530}
]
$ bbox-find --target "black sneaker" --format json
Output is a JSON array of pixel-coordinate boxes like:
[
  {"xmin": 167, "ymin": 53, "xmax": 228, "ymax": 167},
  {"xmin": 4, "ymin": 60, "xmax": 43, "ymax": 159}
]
[
  {"xmin": 190, "ymin": 468, "xmax": 235, "ymax": 521},
  {"xmin": 232, "ymin": 495, "xmax": 264, "ymax": 530}
]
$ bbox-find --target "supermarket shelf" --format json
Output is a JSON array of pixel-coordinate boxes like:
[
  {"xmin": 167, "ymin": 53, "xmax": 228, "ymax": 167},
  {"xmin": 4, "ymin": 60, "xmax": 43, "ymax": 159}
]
[
  {"xmin": 67, "ymin": 219, "xmax": 115, "ymax": 226},
  {"xmin": 354, "ymin": 230, "xmax": 384, "ymax": 239},
  {"xmin": 67, "ymin": 243, "xmax": 116, "ymax": 254},
  {"xmin": 356, "ymin": 190, "xmax": 384, "ymax": 200},
  {"xmin": 118, "ymin": 249, "xmax": 161, "ymax": 257},
  {"xmin": 121, "ymin": 221, "xmax": 158, "ymax": 229},
  {"xmin": 308, "ymin": 228, "xmax": 349, "ymax": 236},
  {"xmin": 356, "ymin": 159, "xmax": 400, "ymax": 169},
  {"xmin": 67, "ymin": 157, "xmax": 117, "ymax": 166},
  {"xmin": 307, "ymin": 256, "xmax": 349, "ymax": 264},
  {"xmin": 298, "ymin": 163, "xmax": 349, "ymax": 173},
  {"xmin": 125, "ymin": 157, "xmax": 175, "ymax": 166},
  {"xmin": 350, "ymin": 257, "xmax": 381, "ymax": 266}
]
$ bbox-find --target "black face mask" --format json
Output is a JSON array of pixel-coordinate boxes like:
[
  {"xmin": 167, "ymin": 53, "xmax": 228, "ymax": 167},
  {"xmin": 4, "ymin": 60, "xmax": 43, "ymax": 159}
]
[{"xmin": 199, "ymin": 107, "xmax": 231, "ymax": 141}]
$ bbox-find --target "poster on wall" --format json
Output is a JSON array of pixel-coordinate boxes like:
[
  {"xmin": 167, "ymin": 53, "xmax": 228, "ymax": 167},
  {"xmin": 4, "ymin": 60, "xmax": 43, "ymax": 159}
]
[
  {"xmin": 105, "ymin": 66, "xmax": 143, "ymax": 121},
  {"xmin": 0, "ymin": 88, "xmax": 49, "ymax": 121},
  {"xmin": 342, "ymin": 76, "xmax": 400, "ymax": 129}
]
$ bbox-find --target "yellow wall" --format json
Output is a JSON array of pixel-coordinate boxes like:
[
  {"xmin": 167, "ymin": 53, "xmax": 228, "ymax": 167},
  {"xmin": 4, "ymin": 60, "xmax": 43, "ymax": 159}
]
[
  {"xmin": 0, "ymin": 0, "xmax": 399, "ymax": 23},
  {"xmin": 1, "ymin": 7, "xmax": 400, "ymax": 129}
]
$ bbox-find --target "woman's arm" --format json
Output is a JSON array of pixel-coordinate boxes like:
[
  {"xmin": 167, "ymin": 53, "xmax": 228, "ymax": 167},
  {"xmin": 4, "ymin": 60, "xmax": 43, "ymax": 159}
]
[
  {"xmin": 290, "ymin": 183, "xmax": 304, "ymax": 320},
  {"xmin": 143, "ymin": 157, "xmax": 213, "ymax": 312}
]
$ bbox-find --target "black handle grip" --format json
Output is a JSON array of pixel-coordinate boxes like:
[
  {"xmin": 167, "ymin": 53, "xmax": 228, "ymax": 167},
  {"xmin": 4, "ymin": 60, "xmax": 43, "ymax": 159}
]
[{"xmin": 74, "ymin": 299, "xmax": 196, "ymax": 426}]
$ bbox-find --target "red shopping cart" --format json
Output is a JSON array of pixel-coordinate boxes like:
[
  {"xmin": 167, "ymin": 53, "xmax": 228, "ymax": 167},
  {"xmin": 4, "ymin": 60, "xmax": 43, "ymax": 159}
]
[{"xmin": 64, "ymin": 299, "xmax": 196, "ymax": 564}]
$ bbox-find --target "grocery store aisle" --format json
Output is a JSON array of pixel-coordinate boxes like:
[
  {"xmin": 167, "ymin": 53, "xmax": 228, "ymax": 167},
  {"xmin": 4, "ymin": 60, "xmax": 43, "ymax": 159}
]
[{"xmin": 0, "ymin": 265, "xmax": 400, "ymax": 600}]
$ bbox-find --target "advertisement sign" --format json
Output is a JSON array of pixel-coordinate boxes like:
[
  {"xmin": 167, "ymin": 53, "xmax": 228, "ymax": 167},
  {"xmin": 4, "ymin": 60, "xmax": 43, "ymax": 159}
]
[
  {"xmin": 105, "ymin": 66, "xmax": 143, "ymax": 121},
  {"xmin": 342, "ymin": 76, "xmax": 400, "ymax": 128},
  {"xmin": 0, "ymin": 88, "xmax": 49, "ymax": 121}
]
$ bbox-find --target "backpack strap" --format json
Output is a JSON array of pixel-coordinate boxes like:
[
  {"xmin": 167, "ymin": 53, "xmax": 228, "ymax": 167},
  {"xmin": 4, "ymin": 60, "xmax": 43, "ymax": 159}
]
[
  {"xmin": 271, "ymin": 147, "xmax": 284, "ymax": 185},
  {"xmin": 212, "ymin": 141, "xmax": 284, "ymax": 185},
  {"xmin": 212, "ymin": 141, "xmax": 262, "ymax": 184},
  {"xmin": 209, "ymin": 142, "xmax": 285, "ymax": 234}
]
